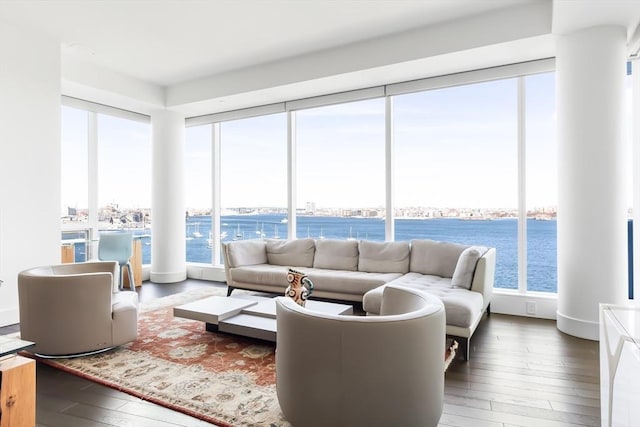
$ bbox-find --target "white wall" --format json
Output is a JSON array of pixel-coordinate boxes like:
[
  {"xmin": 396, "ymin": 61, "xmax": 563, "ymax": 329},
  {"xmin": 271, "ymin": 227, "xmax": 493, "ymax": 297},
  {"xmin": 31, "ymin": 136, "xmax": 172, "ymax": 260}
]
[{"xmin": 0, "ymin": 22, "xmax": 61, "ymax": 326}]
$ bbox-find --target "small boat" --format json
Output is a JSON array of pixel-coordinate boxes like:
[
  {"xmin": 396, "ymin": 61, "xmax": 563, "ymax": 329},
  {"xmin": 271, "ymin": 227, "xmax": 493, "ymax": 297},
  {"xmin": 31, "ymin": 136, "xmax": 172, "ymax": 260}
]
[
  {"xmin": 207, "ymin": 230, "xmax": 228, "ymax": 248},
  {"xmin": 255, "ymin": 221, "xmax": 266, "ymax": 238},
  {"xmin": 233, "ymin": 224, "xmax": 242, "ymax": 240},
  {"xmin": 192, "ymin": 222, "xmax": 203, "ymax": 238}
]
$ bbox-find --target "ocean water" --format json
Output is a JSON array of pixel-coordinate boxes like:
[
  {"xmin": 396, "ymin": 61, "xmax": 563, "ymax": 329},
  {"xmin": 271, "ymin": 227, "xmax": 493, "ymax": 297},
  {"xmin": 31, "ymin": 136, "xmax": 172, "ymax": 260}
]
[
  {"xmin": 185, "ymin": 214, "xmax": 558, "ymax": 293},
  {"xmin": 63, "ymin": 215, "xmax": 556, "ymax": 292}
]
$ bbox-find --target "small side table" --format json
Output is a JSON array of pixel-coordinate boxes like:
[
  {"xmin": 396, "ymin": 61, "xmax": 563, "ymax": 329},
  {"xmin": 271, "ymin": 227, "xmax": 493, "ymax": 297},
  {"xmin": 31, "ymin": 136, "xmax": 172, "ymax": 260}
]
[{"xmin": 0, "ymin": 337, "xmax": 35, "ymax": 427}]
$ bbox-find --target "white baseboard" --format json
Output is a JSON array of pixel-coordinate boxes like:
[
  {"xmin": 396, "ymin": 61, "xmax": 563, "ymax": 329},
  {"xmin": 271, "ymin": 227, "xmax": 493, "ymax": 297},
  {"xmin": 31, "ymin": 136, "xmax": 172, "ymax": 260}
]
[
  {"xmin": 491, "ymin": 291, "xmax": 557, "ymax": 319},
  {"xmin": 186, "ymin": 264, "xmax": 226, "ymax": 282}
]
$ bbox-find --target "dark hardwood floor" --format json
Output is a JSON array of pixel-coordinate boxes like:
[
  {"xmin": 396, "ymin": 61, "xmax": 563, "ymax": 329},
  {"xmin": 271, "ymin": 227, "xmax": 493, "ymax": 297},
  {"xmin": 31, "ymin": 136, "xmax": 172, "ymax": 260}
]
[{"xmin": 1, "ymin": 280, "xmax": 600, "ymax": 426}]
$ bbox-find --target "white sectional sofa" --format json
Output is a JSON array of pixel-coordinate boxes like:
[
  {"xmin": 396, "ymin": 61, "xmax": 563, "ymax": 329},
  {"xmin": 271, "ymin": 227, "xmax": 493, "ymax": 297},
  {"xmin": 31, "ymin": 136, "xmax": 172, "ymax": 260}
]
[{"xmin": 222, "ymin": 238, "xmax": 496, "ymax": 360}]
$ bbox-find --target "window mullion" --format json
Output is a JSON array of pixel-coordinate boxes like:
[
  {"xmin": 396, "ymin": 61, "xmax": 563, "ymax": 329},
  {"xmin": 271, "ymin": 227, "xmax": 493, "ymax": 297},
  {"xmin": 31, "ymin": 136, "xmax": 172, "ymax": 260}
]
[
  {"xmin": 88, "ymin": 112, "xmax": 99, "ymax": 259},
  {"xmin": 212, "ymin": 123, "xmax": 221, "ymax": 265},
  {"xmin": 517, "ymin": 76, "xmax": 527, "ymax": 293},
  {"xmin": 287, "ymin": 111, "xmax": 297, "ymax": 238},
  {"xmin": 385, "ymin": 96, "xmax": 394, "ymax": 241}
]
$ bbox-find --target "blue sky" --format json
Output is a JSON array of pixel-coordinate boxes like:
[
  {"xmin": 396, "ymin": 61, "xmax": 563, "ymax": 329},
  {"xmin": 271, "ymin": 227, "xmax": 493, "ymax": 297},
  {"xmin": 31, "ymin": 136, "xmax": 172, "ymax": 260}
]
[
  {"xmin": 184, "ymin": 72, "xmax": 558, "ymax": 210},
  {"xmin": 63, "ymin": 71, "xmax": 618, "ymax": 213}
]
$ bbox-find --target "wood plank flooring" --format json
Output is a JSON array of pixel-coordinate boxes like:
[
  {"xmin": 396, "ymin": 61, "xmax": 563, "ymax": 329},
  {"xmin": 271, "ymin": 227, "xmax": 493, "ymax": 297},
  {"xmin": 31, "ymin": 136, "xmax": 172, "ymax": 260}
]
[{"xmin": 1, "ymin": 279, "xmax": 600, "ymax": 426}]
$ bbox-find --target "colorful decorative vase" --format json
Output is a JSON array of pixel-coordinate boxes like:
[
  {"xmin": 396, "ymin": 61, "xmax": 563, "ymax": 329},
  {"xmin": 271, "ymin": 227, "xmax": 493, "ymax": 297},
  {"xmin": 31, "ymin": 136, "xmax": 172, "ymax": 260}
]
[{"xmin": 285, "ymin": 268, "xmax": 314, "ymax": 307}]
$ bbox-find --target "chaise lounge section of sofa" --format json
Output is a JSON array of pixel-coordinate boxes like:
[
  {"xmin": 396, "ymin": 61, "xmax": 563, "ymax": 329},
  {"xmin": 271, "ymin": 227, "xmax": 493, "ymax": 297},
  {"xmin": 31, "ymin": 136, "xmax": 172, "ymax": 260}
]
[{"xmin": 222, "ymin": 237, "xmax": 496, "ymax": 360}]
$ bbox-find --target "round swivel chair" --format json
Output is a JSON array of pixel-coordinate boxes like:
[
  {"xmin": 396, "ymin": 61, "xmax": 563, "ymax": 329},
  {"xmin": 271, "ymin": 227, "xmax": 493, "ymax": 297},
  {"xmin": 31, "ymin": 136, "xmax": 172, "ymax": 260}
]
[
  {"xmin": 18, "ymin": 261, "xmax": 138, "ymax": 357},
  {"xmin": 275, "ymin": 285, "xmax": 446, "ymax": 427}
]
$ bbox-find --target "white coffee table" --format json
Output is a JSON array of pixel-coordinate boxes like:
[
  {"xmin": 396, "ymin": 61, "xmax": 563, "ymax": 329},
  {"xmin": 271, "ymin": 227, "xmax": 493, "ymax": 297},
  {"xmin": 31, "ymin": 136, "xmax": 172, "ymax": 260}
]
[{"xmin": 174, "ymin": 295, "xmax": 353, "ymax": 342}]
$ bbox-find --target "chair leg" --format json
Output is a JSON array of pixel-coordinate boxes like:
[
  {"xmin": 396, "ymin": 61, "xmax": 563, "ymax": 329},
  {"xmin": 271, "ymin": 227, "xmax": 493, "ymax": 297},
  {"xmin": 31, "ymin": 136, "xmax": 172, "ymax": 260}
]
[
  {"xmin": 119, "ymin": 264, "xmax": 125, "ymax": 291},
  {"xmin": 126, "ymin": 262, "xmax": 135, "ymax": 291}
]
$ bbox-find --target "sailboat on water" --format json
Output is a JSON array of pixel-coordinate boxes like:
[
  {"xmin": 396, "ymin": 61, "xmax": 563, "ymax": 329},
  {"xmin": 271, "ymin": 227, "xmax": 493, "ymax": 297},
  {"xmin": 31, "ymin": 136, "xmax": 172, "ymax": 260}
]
[
  {"xmin": 233, "ymin": 224, "xmax": 242, "ymax": 240},
  {"xmin": 255, "ymin": 221, "xmax": 266, "ymax": 238},
  {"xmin": 192, "ymin": 222, "xmax": 203, "ymax": 238},
  {"xmin": 208, "ymin": 230, "xmax": 229, "ymax": 248}
]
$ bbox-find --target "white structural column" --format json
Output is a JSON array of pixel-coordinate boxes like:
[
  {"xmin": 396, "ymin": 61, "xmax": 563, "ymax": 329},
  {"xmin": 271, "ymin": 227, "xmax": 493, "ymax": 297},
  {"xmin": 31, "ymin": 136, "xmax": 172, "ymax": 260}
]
[
  {"xmin": 556, "ymin": 26, "xmax": 628, "ymax": 340},
  {"xmin": 151, "ymin": 110, "xmax": 187, "ymax": 283}
]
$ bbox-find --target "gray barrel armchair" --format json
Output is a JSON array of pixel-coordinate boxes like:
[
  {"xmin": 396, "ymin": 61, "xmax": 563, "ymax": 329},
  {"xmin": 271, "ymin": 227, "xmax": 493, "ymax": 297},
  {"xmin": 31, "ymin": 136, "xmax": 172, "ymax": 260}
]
[
  {"xmin": 275, "ymin": 285, "xmax": 446, "ymax": 427},
  {"xmin": 18, "ymin": 261, "xmax": 138, "ymax": 357}
]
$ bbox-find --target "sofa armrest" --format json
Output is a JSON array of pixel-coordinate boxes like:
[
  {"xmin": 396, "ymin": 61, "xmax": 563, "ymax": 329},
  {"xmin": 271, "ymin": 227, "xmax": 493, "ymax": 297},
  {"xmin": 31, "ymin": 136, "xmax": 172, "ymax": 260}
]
[
  {"xmin": 222, "ymin": 240, "xmax": 269, "ymax": 286},
  {"xmin": 469, "ymin": 247, "xmax": 496, "ymax": 312}
]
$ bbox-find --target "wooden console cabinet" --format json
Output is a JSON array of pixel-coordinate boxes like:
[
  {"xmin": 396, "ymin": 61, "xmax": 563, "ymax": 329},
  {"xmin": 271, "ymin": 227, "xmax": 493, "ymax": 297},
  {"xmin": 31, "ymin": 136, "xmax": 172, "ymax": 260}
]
[
  {"xmin": 60, "ymin": 244, "xmax": 74, "ymax": 263},
  {"xmin": 0, "ymin": 355, "xmax": 35, "ymax": 427}
]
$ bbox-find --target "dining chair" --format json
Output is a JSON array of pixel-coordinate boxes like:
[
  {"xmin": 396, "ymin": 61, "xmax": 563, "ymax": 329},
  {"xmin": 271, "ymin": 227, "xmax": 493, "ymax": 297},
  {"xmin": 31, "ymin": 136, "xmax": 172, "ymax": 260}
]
[{"xmin": 98, "ymin": 232, "xmax": 135, "ymax": 290}]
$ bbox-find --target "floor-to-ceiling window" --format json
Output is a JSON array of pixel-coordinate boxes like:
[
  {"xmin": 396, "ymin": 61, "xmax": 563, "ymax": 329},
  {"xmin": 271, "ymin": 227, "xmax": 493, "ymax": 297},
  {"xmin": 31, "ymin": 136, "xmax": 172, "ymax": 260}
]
[
  {"xmin": 218, "ymin": 114, "xmax": 288, "ymax": 263},
  {"xmin": 296, "ymin": 98, "xmax": 386, "ymax": 240},
  {"xmin": 60, "ymin": 99, "xmax": 152, "ymax": 264},
  {"xmin": 61, "ymin": 106, "xmax": 90, "ymax": 261},
  {"xmin": 393, "ymin": 79, "xmax": 519, "ymax": 290},
  {"xmin": 182, "ymin": 61, "xmax": 558, "ymax": 294},
  {"xmin": 185, "ymin": 124, "xmax": 212, "ymax": 263},
  {"xmin": 97, "ymin": 114, "xmax": 151, "ymax": 230}
]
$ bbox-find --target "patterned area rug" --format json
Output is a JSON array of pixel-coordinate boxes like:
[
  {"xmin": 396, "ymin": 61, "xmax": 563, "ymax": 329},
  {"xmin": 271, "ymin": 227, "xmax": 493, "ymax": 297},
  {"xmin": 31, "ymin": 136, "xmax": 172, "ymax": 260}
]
[
  {"xmin": 30, "ymin": 287, "xmax": 286, "ymax": 427},
  {"xmin": 25, "ymin": 288, "xmax": 457, "ymax": 427}
]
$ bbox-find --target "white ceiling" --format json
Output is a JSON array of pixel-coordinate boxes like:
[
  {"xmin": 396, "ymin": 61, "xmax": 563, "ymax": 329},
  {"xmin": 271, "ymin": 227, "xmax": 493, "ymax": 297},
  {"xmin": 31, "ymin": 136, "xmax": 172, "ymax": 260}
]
[
  {"xmin": 0, "ymin": 0, "xmax": 538, "ymax": 87},
  {"xmin": 1, "ymin": 0, "xmax": 640, "ymax": 116}
]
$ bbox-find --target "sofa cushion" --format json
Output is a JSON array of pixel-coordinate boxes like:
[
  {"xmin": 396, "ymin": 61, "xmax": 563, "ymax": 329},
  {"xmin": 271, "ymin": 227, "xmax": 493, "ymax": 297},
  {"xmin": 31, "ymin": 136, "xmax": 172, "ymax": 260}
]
[
  {"xmin": 266, "ymin": 238, "xmax": 315, "ymax": 267},
  {"xmin": 363, "ymin": 275, "xmax": 483, "ymax": 328},
  {"xmin": 230, "ymin": 264, "xmax": 288, "ymax": 287},
  {"xmin": 225, "ymin": 239, "xmax": 267, "ymax": 267},
  {"xmin": 363, "ymin": 273, "xmax": 451, "ymax": 314},
  {"xmin": 421, "ymin": 287, "xmax": 483, "ymax": 328},
  {"xmin": 230, "ymin": 265, "xmax": 402, "ymax": 296},
  {"xmin": 358, "ymin": 240, "xmax": 410, "ymax": 274},
  {"xmin": 409, "ymin": 239, "xmax": 468, "ymax": 277},
  {"xmin": 313, "ymin": 239, "xmax": 359, "ymax": 271},
  {"xmin": 451, "ymin": 246, "xmax": 487, "ymax": 290},
  {"xmin": 305, "ymin": 268, "xmax": 402, "ymax": 296}
]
